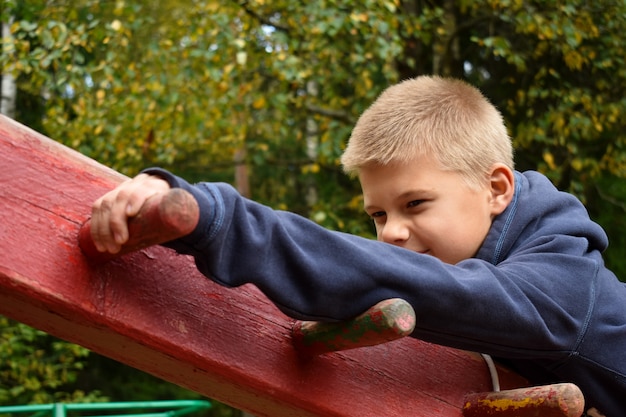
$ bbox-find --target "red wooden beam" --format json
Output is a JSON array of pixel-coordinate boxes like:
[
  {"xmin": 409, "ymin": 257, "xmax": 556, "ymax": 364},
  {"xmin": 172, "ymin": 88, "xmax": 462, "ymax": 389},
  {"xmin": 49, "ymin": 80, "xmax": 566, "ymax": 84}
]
[{"xmin": 0, "ymin": 114, "xmax": 535, "ymax": 416}]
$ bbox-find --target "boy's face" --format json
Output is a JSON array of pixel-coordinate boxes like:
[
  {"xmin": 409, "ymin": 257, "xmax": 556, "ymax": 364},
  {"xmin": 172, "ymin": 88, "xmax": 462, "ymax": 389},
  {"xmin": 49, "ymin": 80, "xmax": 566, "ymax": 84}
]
[{"xmin": 359, "ymin": 155, "xmax": 506, "ymax": 264}]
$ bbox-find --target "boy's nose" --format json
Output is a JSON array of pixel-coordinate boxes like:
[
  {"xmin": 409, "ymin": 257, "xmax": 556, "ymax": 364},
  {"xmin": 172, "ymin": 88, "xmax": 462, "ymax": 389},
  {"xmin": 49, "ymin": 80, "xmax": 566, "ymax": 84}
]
[{"xmin": 378, "ymin": 217, "xmax": 410, "ymax": 245}]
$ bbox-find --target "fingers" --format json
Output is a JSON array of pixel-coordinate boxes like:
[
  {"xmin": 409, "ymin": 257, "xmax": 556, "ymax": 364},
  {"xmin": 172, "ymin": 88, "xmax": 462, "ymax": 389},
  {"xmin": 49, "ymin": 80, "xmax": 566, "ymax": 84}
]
[
  {"xmin": 90, "ymin": 192, "xmax": 122, "ymax": 253},
  {"xmin": 90, "ymin": 174, "xmax": 170, "ymax": 253}
]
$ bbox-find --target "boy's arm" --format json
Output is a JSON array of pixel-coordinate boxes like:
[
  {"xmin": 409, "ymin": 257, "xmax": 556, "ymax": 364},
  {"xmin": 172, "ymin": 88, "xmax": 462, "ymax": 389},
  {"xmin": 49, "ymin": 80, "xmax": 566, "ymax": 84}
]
[{"xmin": 101, "ymin": 169, "xmax": 603, "ymax": 360}]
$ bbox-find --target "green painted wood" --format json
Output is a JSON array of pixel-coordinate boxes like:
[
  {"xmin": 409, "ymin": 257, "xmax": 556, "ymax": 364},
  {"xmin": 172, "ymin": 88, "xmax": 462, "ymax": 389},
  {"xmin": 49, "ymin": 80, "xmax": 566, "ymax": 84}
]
[{"xmin": 292, "ymin": 298, "xmax": 416, "ymax": 356}]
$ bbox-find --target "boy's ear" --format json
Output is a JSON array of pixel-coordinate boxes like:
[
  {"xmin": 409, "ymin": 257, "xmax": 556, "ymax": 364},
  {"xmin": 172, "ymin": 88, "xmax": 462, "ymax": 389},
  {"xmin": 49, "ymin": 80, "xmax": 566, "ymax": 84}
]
[{"xmin": 488, "ymin": 164, "xmax": 515, "ymax": 216}]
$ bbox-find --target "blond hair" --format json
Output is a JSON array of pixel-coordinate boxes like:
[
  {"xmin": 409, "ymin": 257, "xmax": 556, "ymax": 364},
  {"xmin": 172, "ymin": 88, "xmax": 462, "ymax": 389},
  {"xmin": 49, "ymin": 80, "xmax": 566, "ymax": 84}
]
[{"xmin": 341, "ymin": 76, "xmax": 514, "ymax": 188}]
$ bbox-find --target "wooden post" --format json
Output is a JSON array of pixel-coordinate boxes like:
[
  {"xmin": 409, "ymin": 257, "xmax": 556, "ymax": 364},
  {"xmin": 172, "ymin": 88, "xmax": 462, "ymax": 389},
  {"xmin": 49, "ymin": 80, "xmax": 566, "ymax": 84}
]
[
  {"xmin": 0, "ymin": 114, "xmax": 545, "ymax": 416},
  {"xmin": 292, "ymin": 298, "xmax": 416, "ymax": 356},
  {"xmin": 463, "ymin": 383, "xmax": 585, "ymax": 417},
  {"xmin": 78, "ymin": 188, "xmax": 199, "ymax": 263}
]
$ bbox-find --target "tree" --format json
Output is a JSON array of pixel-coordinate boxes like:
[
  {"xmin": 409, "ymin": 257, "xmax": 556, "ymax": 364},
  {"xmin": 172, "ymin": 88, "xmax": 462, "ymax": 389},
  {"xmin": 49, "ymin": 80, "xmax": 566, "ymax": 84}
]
[
  {"xmin": 0, "ymin": 317, "xmax": 105, "ymax": 405},
  {"xmin": 0, "ymin": 16, "xmax": 16, "ymax": 117}
]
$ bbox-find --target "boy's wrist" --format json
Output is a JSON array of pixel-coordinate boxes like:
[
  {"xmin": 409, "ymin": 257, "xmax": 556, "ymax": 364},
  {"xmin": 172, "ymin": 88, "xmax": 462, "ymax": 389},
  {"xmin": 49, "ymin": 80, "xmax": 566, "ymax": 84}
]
[
  {"xmin": 140, "ymin": 167, "xmax": 221, "ymax": 252},
  {"xmin": 140, "ymin": 167, "xmax": 181, "ymax": 189}
]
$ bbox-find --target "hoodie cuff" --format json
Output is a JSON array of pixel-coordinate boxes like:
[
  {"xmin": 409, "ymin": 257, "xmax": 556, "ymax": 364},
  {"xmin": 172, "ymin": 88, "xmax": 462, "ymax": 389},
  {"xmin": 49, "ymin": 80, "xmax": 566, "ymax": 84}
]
[{"xmin": 140, "ymin": 167, "xmax": 220, "ymax": 254}]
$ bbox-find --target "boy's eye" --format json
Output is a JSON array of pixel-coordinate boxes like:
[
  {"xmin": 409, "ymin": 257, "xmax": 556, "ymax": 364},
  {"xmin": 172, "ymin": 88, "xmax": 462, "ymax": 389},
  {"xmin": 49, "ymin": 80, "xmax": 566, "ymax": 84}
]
[
  {"xmin": 368, "ymin": 211, "xmax": 386, "ymax": 223},
  {"xmin": 407, "ymin": 200, "xmax": 425, "ymax": 208}
]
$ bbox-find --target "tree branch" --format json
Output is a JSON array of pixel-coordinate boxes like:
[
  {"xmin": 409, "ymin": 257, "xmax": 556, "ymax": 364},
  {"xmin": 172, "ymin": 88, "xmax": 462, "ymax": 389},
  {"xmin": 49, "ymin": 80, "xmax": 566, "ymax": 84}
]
[
  {"xmin": 595, "ymin": 183, "xmax": 626, "ymax": 211},
  {"xmin": 306, "ymin": 103, "xmax": 355, "ymax": 125},
  {"xmin": 234, "ymin": 0, "xmax": 290, "ymax": 34}
]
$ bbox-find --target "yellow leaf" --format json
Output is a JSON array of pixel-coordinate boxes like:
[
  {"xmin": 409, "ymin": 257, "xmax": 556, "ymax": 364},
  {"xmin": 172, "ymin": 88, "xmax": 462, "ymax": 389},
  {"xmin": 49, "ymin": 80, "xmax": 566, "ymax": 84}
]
[
  {"xmin": 236, "ymin": 51, "xmax": 247, "ymax": 66},
  {"xmin": 543, "ymin": 151, "xmax": 556, "ymax": 170},
  {"xmin": 301, "ymin": 163, "xmax": 320, "ymax": 174},
  {"xmin": 348, "ymin": 194, "xmax": 364, "ymax": 210},
  {"xmin": 110, "ymin": 20, "xmax": 122, "ymax": 31},
  {"xmin": 553, "ymin": 115, "xmax": 565, "ymax": 129},
  {"xmin": 564, "ymin": 50, "xmax": 584, "ymax": 70},
  {"xmin": 252, "ymin": 96, "xmax": 266, "ymax": 109},
  {"xmin": 350, "ymin": 12, "xmax": 368, "ymax": 23},
  {"xmin": 223, "ymin": 63, "xmax": 234, "ymax": 75},
  {"xmin": 205, "ymin": 1, "xmax": 220, "ymax": 12}
]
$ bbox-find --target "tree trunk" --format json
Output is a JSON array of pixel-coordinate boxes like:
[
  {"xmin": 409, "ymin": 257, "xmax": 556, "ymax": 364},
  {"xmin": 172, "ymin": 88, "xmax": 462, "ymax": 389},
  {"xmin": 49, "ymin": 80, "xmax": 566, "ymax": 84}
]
[
  {"xmin": 234, "ymin": 147, "xmax": 250, "ymax": 198},
  {"xmin": 305, "ymin": 80, "xmax": 319, "ymax": 208},
  {"xmin": 432, "ymin": 0, "xmax": 459, "ymax": 76},
  {"xmin": 1, "ymin": 20, "xmax": 17, "ymax": 118}
]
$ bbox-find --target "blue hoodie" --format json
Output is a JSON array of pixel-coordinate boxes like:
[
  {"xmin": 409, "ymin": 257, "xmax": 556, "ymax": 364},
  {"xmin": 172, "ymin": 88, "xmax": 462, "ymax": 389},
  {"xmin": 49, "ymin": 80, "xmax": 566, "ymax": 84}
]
[{"xmin": 146, "ymin": 168, "xmax": 625, "ymax": 416}]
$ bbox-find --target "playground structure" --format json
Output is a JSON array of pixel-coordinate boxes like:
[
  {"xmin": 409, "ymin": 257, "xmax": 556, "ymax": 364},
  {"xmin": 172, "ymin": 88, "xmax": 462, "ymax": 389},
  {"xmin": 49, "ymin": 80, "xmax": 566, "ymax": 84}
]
[{"xmin": 0, "ymin": 115, "xmax": 585, "ymax": 416}]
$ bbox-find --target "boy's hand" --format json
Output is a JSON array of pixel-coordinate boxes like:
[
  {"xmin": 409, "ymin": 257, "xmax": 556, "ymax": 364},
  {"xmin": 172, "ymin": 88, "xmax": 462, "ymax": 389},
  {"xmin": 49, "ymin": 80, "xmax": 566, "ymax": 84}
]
[{"xmin": 90, "ymin": 173, "xmax": 171, "ymax": 254}]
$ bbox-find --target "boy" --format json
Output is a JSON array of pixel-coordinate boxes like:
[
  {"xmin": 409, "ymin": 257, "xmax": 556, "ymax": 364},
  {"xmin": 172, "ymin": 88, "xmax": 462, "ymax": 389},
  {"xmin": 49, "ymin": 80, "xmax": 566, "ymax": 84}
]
[{"xmin": 90, "ymin": 76, "xmax": 622, "ymax": 416}]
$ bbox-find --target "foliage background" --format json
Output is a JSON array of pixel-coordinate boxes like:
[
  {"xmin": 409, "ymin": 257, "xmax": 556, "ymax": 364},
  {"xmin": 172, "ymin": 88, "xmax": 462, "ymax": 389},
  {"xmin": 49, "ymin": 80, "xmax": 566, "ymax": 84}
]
[{"xmin": 1, "ymin": 0, "xmax": 625, "ymax": 415}]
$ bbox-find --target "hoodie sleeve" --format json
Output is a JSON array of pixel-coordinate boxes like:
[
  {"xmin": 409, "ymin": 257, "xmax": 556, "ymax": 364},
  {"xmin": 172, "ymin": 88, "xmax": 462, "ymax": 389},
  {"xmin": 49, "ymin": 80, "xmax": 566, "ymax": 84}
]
[{"xmin": 140, "ymin": 168, "xmax": 612, "ymax": 358}]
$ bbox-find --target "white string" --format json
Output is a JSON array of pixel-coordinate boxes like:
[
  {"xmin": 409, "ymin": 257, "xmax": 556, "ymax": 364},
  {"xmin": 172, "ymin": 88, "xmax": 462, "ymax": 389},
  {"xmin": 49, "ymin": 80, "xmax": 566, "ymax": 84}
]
[{"xmin": 481, "ymin": 353, "xmax": 501, "ymax": 392}]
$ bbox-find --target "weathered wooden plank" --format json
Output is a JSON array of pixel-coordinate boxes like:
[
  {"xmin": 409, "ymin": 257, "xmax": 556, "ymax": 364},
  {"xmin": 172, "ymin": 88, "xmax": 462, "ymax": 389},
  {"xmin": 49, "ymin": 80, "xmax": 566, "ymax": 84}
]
[{"xmin": 0, "ymin": 115, "xmax": 529, "ymax": 416}]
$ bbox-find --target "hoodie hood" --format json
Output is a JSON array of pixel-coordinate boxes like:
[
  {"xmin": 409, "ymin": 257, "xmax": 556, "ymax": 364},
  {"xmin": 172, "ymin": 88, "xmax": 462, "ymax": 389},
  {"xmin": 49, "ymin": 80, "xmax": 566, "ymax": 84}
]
[{"xmin": 477, "ymin": 171, "xmax": 608, "ymax": 266}]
